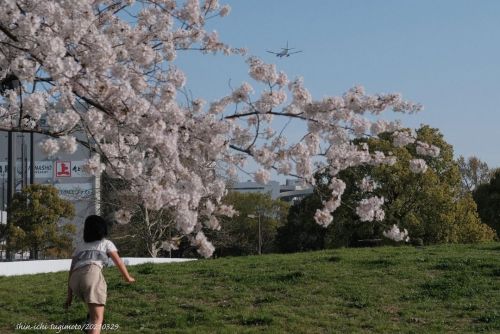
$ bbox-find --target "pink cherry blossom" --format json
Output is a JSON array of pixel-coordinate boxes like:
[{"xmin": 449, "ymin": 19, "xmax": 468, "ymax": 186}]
[
  {"xmin": 383, "ymin": 224, "xmax": 410, "ymax": 242},
  {"xmin": 356, "ymin": 196, "xmax": 385, "ymax": 222},
  {"xmin": 409, "ymin": 159, "xmax": 428, "ymax": 173},
  {"xmin": 0, "ymin": 0, "xmax": 428, "ymax": 256}
]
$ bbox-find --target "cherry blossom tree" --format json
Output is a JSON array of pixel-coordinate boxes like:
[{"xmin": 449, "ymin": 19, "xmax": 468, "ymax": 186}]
[{"xmin": 0, "ymin": 0, "xmax": 439, "ymax": 257}]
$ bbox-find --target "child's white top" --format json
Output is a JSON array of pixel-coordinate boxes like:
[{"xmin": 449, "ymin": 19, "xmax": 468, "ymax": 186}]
[{"xmin": 72, "ymin": 239, "xmax": 118, "ymax": 270}]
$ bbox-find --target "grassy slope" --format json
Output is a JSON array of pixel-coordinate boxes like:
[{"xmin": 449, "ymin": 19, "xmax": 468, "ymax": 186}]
[{"xmin": 0, "ymin": 243, "xmax": 499, "ymax": 333}]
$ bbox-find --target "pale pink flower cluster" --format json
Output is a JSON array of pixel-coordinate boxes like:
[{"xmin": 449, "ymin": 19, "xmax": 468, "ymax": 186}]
[
  {"xmin": 23, "ymin": 92, "xmax": 46, "ymax": 120},
  {"xmin": 383, "ymin": 224, "xmax": 410, "ymax": 242},
  {"xmin": 329, "ymin": 178, "xmax": 347, "ymax": 197},
  {"xmin": 202, "ymin": 0, "xmax": 220, "ymax": 12},
  {"xmin": 356, "ymin": 196, "xmax": 385, "ymax": 222},
  {"xmin": 255, "ymin": 90, "xmax": 287, "ymax": 110},
  {"xmin": 191, "ymin": 231, "xmax": 215, "ymax": 258},
  {"xmin": 288, "ymin": 78, "xmax": 312, "ymax": 106},
  {"xmin": 416, "ymin": 141, "xmax": 440, "ymax": 158},
  {"xmin": 59, "ymin": 135, "xmax": 77, "ymax": 154},
  {"xmin": 254, "ymin": 169, "xmax": 271, "ymax": 184},
  {"xmin": 206, "ymin": 216, "xmax": 221, "ymax": 230},
  {"xmin": 46, "ymin": 109, "xmax": 80, "ymax": 133},
  {"xmin": 247, "ymin": 57, "xmax": 278, "ymax": 84},
  {"xmin": 82, "ymin": 155, "xmax": 106, "ymax": 176},
  {"xmin": 217, "ymin": 204, "xmax": 238, "ymax": 217},
  {"xmin": 0, "ymin": 0, "xmax": 428, "ymax": 256},
  {"xmin": 313, "ymin": 178, "xmax": 346, "ymax": 227},
  {"xmin": 231, "ymin": 82, "xmax": 253, "ymax": 103},
  {"xmin": 161, "ymin": 240, "xmax": 179, "ymax": 251},
  {"xmin": 114, "ymin": 209, "xmax": 132, "ymax": 225},
  {"xmin": 358, "ymin": 176, "xmax": 379, "ymax": 192},
  {"xmin": 39, "ymin": 139, "xmax": 59, "ymax": 156},
  {"xmin": 219, "ymin": 4, "xmax": 231, "ymax": 17},
  {"xmin": 392, "ymin": 131, "xmax": 416, "ymax": 147},
  {"xmin": 409, "ymin": 159, "xmax": 428, "ymax": 173},
  {"xmin": 314, "ymin": 208, "xmax": 334, "ymax": 227},
  {"xmin": 370, "ymin": 120, "xmax": 389, "ymax": 135}
]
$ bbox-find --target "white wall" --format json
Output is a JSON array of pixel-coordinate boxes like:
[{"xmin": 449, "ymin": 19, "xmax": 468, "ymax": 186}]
[{"xmin": 0, "ymin": 258, "xmax": 195, "ymax": 277}]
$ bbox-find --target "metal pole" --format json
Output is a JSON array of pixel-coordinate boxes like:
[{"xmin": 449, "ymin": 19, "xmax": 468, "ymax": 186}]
[
  {"xmin": 1, "ymin": 173, "xmax": 4, "ymax": 210},
  {"xmin": 258, "ymin": 214, "xmax": 262, "ymax": 255},
  {"xmin": 21, "ymin": 134, "xmax": 26, "ymax": 188},
  {"xmin": 7, "ymin": 131, "xmax": 15, "ymax": 209},
  {"xmin": 30, "ymin": 132, "xmax": 34, "ymax": 184},
  {"xmin": 6, "ymin": 131, "xmax": 16, "ymax": 260}
]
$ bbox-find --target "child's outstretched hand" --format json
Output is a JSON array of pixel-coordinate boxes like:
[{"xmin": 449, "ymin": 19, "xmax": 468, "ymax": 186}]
[{"xmin": 125, "ymin": 275, "xmax": 136, "ymax": 283}]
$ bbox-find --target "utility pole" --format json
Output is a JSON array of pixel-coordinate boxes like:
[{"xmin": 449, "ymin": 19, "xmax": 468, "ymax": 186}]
[
  {"xmin": 248, "ymin": 212, "xmax": 262, "ymax": 255},
  {"xmin": 6, "ymin": 131, "xmax": 15, "ymax": 212},
  {"xmin": 30, "ymin": 132, "xmax": 34, "ymax": 184},
  {"xmin": 6, "ymin": 131, "xmax": 15, "ymax": 260},
  {"xmin": 258, "ymin": 213, "xmax": 261, "ymax": 255},
  {"xmin": 2, "ymin": 74, "xmax": 20, "ymax": 261}
]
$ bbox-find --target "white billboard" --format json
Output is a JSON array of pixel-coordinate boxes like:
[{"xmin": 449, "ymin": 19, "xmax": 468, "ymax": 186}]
[
  {"xmin": 55, "ymin": 183, "xmax": 94, "ymax": 200},
  {"xmin": 0, "ymin": 161, "xmax": 90, "ymax": 179}
]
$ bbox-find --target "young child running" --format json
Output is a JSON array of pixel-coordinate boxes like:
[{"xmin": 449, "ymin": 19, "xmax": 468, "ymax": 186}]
[{"xmin": 64, "ymin": 215, "xmax": 135, "ymax": 334}]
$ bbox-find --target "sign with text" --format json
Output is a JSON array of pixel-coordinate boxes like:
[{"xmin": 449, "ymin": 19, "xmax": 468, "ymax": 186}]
[
  {"xmin": 0, "ymin": 161, "xmax": 91, "ymax": 179},
  {"xmin": 32, "ymin": 161, "xmax": 54, "ymax": 178},
  {"xmin": 55, "ymin": 183, "xmax": 94, "ymax": 200},
  {"xmin": 55, "ymin": 161, "xmax": 71, "ymax": 177},
  {"xmin": 0, "ymin": 161, "xmax": 53, "ymax": 179},
  {"xmin": 70, "ymin": 161, "xmax": 91, "ymax": 178}
]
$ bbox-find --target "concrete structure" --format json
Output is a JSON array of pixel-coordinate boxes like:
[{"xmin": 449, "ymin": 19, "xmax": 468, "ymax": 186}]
[
  {"xmin": 0, "ymin": 258, "xmax": 196, "ymax": 277},
  {"xmin": 0, "ymin": 129, "xmax": 99, "ymax": 260},
  {"xmin": 230, "ymin": 179, "xmax": 313, "ymax": 203}
]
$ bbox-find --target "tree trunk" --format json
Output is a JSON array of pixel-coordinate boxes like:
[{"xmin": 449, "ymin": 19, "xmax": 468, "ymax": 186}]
[
  {"xmin": 148, "ymin": 246, "xmax": 158, "ymax": 258},
  {"xmin": 143, "ymin": 207, "xmax": 158, "ymax": 258},
  {"xmin": 30, "ymin": 248, "xmax": 39, "ymax": 260}
]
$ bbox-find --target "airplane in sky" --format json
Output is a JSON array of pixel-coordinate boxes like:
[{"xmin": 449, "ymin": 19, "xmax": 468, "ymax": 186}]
[{"xmin": 267, "ymin": 42, "xmax": 302, "ymax": 58}]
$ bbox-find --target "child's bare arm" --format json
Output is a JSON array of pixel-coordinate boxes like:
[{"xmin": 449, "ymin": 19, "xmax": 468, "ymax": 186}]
[{"xmin": 108, "ymin": 251, "xmax": 135, "ymax": 283}]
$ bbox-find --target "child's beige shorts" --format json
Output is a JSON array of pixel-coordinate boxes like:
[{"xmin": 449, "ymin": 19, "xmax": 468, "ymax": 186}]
[{"xmin": 69, "ymin": 264, "xmax": 107, "ymax": 305}]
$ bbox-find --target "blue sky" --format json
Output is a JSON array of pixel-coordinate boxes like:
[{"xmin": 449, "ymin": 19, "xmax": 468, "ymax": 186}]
[{"xmin": 176, "ymin": 0, "xmax": 500, "ymax": 169}]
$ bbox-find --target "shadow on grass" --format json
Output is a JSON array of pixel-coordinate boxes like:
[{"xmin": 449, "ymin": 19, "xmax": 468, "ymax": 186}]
[
  {"xmin": 360, "ymin": 258, "xmax": 396, "ymax": 268},
  {"xmin": 239, "ymin": 314, "xmax": 273, "ymax": 327},
  {"xmin": 473, "ymin": 311, "xmax": 500, "ymax": 332},
  {"xmin": 273, "ymin": 271, "xmax": 304, "ymax": 283},
  {"xmin": 253, "ymin": 295, "xmax": 279, "ymax": 305},
  {"xmin": 413, "ymin": 273, "xmax": 482, "ymax": 300},
  {"xmin": 326, "ymin": 255, "xmax": 341, "ymax": 263}
]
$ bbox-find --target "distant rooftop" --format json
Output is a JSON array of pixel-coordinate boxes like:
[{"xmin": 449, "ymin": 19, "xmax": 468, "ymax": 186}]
[{"xmin": 229, "ymin": 179, "xmax": 313, "ymax": 202}]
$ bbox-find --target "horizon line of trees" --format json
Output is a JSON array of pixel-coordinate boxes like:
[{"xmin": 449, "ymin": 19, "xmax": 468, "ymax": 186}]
[
  {"xmin": 109, "ymin": 126, "xmax": 499, "ymax": 258},
  {"xmin": 2, "ymin": 127, "xmax": 498, "ymax": 260}
]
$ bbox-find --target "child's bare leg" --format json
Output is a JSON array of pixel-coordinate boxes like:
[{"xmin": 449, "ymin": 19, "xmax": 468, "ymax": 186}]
[{"xmin": 87, "ymin": 303, "xmax": 104, "ymax": 334}]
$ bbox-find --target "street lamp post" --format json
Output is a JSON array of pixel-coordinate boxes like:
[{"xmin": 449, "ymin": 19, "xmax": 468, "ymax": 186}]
[{"xmin": 247, "ymin": 213, "xmax": 262, "ymax": 255}]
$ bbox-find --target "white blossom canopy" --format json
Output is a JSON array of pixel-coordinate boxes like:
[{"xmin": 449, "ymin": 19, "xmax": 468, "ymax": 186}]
[{"xmin": 0, "ymin": 0, "xmax": 437, "ymax": 256}]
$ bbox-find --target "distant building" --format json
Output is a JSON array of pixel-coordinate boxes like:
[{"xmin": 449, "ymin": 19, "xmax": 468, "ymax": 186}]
[
  {"xmin": 229, "ymin": 179, "xmax": 313, "ymax": 203},
  {"xmin": 0, "ymin": 130, "xmax": 99, "ymax": 259}
]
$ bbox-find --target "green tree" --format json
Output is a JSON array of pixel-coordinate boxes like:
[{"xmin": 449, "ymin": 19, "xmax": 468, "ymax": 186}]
[
  {"xmin": 7, "ymin": 184, "xmax": 75, "ymax": 259},
  {"xmin": 275, "ymin": 194, "xmax": 327, "ymax": 252},
  {"xmin": 279, "ymin": 126, "xmax": 495, "ymax": 251},
  {"xmin": 457, "ymin": 155, "xmax": 491, "ymax": 194},
  {"xmin": 207, "ymin": 192, "xmax": 289, "ymax": 257},
  {"xmin": 473, "ymin": 169, "xmax": 500, "ymax": 237},
  {"xmin": 101, "ymin": 173, "xmax": 176, "ymax": 257}
]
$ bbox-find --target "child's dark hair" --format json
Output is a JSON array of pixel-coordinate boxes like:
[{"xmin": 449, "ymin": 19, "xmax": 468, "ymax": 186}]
[{"xmin": 83, "ymin": 215, "xmax": 109, "ymax": 242}]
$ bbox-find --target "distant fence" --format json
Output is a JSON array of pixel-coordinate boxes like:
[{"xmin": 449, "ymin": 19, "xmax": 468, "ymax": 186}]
[{"xmin": 0, "ymin": 258, "xmax": 196, "ymax": 277}]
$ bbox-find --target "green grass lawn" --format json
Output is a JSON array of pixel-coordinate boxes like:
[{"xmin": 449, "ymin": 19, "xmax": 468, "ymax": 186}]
[{"xmin": 1, "ymin": 243, "xmax": 499, "ymax": 333}]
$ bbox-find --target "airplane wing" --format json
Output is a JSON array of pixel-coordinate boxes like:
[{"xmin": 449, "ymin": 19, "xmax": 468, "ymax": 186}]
[
  {"xmin": 288, "ymin": 50, "xmax": 302, "ymax": 55},
  {"xmin": 267, "ymin": 50, "xmax": 279, "ymax": 55}
]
